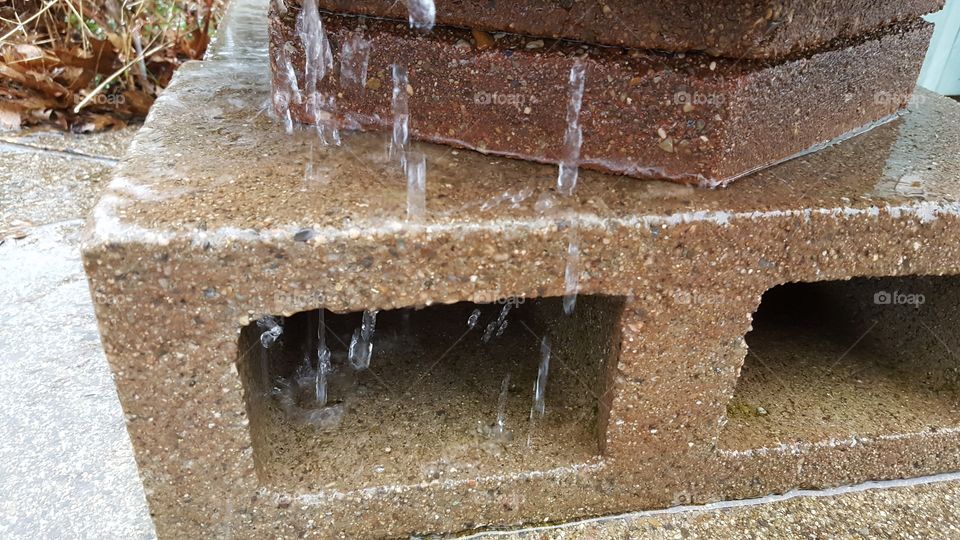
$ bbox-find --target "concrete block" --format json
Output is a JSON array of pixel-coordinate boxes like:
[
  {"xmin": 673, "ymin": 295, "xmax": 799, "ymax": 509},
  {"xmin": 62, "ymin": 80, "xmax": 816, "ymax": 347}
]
[{"xmin": 83, "ymin": 0, "xmax": 960, "ymax": 536}]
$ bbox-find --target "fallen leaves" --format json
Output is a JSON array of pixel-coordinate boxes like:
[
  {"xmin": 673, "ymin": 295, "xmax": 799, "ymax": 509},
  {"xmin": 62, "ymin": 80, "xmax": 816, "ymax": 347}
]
[{"xmin": 0, "ymin": 0, "xmax": 223, "ymax": 133}]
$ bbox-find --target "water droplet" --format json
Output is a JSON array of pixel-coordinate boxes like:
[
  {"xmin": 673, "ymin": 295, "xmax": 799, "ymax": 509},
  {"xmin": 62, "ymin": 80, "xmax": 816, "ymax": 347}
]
[
  {"xmin": 482, "ymin": 304, "xmax": 511, "ymax": 343},
  {"xmin": 257, "ymin": 316, "xmax": 283, "ymax": 348},
  {"xmin": 466, "ymin": 308, "xmax": 481, "ymax": 328}
]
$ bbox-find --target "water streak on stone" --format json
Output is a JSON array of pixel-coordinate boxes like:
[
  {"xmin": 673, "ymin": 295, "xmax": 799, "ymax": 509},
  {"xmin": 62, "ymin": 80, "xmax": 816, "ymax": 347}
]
[
  {"xmin": 297, "ymin": 0, "xmax": 342, "ymax": 144},
  {"xmin": 406, "ymin": 151, "xmax": 427, "ymax": 219},
  {"xmin": 348, "ymin": 309, "xmax": 379, "ymax": 370},
  {"xmin": 296, "ymin": 0, "xmax": 333, "ymax": 91},
  {"xmin": 389, "ymin": 64, "xmax": 410, "ymax": 166},
  {"xmin": 404, "ymin": 0, "xmax": 436, "ymax": 30},
  {"xmin": 310, "ymin": 91, "xmax": 342, "ymax": 145},
  {"xmin": 563, "ymin": 227, "xmax": 580, "ymax": 315},
  {"xmin": 557, "ymin": 61, "xmax": 587, "ymax": 195},
  {"xmin": 340, "ymin": 33, "xmax": 372, "ymax": 88},
  {"xmin": 482, "ymin": 303, "xmax": 512, "ymax": 343},
  {"xmin": 531, "ymin": 336, "xmax": 551, "ymax": 418},
  {"xmin": 271, "ymin": 46, "xmax": 297, "ymax": 133}
]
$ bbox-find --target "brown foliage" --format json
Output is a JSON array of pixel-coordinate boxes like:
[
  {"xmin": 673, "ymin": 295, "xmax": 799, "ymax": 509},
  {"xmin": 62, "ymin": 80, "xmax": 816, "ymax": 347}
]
[{"xmin": 0, "ymin": 0, "xmax": 226, "ymax": 132}]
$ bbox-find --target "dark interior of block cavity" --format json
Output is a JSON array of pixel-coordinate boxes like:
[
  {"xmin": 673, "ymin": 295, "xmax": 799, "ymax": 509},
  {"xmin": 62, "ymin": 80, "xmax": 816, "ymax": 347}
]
[
  {"xmin": 237, "ymin": 295, "xmax": 623, "ymax": 491},
  {"xmin": 720, "ymin": 275, "xmax": 960, "ymax": 451}
]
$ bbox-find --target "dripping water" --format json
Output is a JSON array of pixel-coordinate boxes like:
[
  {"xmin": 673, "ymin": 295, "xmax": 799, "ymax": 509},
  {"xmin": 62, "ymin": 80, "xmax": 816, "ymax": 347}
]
[
  {"xmin": 389, "ymin": 64, "xmax": 410, "ymax": 166},
  {"xmin": 482, "ymin": 303, "xmax": 511, "ymax": 343},
  {"xmin": 297, "ymin": 0, "xmax": 340, "ymax": 145},
  {"xmin": 466, "ymin": 308, "xmax": 481, "ymax": 329},
  {"xmin": 296, "ymin": 0, "xmax": 333, "ymax": 92},
  {"xmin": 348, "ymin": 309, "xmax": 379, "ymax": 370},
  {"xmin": 310, "ymin": 91, "xmax": 341, "ymax": 145},
  {"xmin": 257, "ymin": 316, "xmax": 283, "ymax": 391},
  {"xmin": 406, "ymin": 151, "xmax": 427, "ymax": 220},
  {"xmin": 404, "ymin": 0, "xmax": 436, "ymax": 30},
  {"xmin": 340, "ymin": 33, "xmax": 372, "ymax": 89},
  {"xmin": 531, "ymin": 336, "xmax": 551, "ymax": 418},
  {"xmin": 271, "ymin": 45, "xmax": 298, "ymax": 134},
  {"xmin": 557, "ymin": 61, "xmax": 586, "ymax": 196},
  {"xmin": 563, "ymin": 226, "xmax": 580, "ymax": 315},
  {"xmin": 315, "ymin": 309, "xmax": 332, "ymax": 406},
  {"xmin": 492, "ymin": 373, "xmax": 511, "ymax": 439}
]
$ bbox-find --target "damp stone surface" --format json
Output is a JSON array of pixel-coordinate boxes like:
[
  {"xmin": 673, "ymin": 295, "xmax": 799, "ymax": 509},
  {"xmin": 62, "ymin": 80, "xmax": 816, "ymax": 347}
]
[{"xmin": 82, "ymin": 0, "xmax": 960, "ymax": 537}]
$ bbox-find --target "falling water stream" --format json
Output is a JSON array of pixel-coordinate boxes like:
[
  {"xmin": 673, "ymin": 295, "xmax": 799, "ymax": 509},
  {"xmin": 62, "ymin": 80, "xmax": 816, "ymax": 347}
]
[
  {"xmin": 315, "ymin": 309, "xmax": 332, "ymax": 406},
  {"xmin": 482, "ymin": 303, "xmax": 512, "ymax": 343},
  {"xmin": 557, "ymin": 61, "xmax": 586, "ymax": 196},
  {"xmin": 339, "ymin": 33, "xmax": 372, "ymax": 89},
  {"xmin": 563, "ymin": 227, "xmax": 581, "ymax": 315},
  {"xmin": 269, "ymin": 2, "xmax": 595, "ymax": 442},
  {"xmin": 389, "ymin": 64, "xmax": 410, "ymax": 166},
  {"xmin": 404, "ymin": 0, "xmax": 436, "ymax": 30},
  {"xmin": 531, "ymin": 336, "xmax": 551, "ymax": 418},
  {"xmin": 348, "ymin": 309, "xmax": 379, "ymax": 370}
]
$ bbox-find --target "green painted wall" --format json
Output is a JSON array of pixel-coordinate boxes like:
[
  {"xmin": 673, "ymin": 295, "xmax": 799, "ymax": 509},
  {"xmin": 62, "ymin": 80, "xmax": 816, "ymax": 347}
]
[{"xmin": 920, "ymin": 0, "xmax": 960, "ymax": 95}]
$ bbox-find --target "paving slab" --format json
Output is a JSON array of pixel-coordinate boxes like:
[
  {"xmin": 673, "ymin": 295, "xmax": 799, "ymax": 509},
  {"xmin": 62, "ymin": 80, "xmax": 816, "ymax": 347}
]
[
  {"xmin": 0, "ymin": 125, "xmax": 139, "ymax": 161},
  {"xmin": 0, "ymin": 219, "xmax": 154, "ymax": 540},
  {"xmin": 0, "ymin": 149, "xmax": 114, "ymax": 233}
]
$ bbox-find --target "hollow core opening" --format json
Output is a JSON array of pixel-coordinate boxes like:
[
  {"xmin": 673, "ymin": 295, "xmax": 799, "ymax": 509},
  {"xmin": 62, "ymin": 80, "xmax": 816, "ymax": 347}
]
[
  {"xmin": 720, "ymin": 275, "xmax": 960, "ymax": 451},
  {"xmin": 237, "ymin": 295, "xmax": 624, "ymax": 490}
]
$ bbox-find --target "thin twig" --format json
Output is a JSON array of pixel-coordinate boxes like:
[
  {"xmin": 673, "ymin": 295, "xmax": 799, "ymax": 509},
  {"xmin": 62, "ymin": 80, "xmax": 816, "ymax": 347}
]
[
  {"xmin": 0, "ymin": 1, "xmax": 58, "ymax": 45},
  {"xmin": 73, "ymin": 42, "xmax": 166, "ymax": 113}
]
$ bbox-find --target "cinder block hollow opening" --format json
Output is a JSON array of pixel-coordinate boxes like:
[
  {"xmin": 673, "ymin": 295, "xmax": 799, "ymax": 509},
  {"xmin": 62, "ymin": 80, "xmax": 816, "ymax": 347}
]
[
  {"xmin": 237, "ymin": 295, "xmax": 624, "ymax": 491},
  {"xmin": 720, "ymin": 275, "xmax": 960, "ymax": 451}
]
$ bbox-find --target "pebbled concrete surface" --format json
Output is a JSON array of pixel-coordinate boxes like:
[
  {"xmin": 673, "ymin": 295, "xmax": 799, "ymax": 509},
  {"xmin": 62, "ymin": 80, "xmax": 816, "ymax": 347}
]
[
  {"xmin": 475, "ymin": 474, "xmax": 960, "ymax": 539},
  {"xmin": 2, "ymin": 122, "xmax": 960, "ymax": 539}
]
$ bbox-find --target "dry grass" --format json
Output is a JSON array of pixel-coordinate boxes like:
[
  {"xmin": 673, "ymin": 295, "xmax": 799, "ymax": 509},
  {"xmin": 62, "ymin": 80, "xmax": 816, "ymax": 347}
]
[{"xmin": 0, "ymin": 0, "xmax": 226, "ymax": 131}]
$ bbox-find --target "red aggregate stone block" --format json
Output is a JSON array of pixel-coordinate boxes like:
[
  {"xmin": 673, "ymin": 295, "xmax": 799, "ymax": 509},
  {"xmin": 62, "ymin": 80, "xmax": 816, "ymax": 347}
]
[
  {"xmin": 309, "ymin": 0, "xmax": 944, "ymax": 59},
  {"xmin": 269, "ymin": 9, "xmax": 933, "ymax": 185}
]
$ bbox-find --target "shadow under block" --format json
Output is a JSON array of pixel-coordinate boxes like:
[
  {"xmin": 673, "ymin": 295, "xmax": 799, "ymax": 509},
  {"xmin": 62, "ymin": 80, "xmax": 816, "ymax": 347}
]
[{"xmin": 83, "ymin": 0, "xmax": 960, "ymax": 537}]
